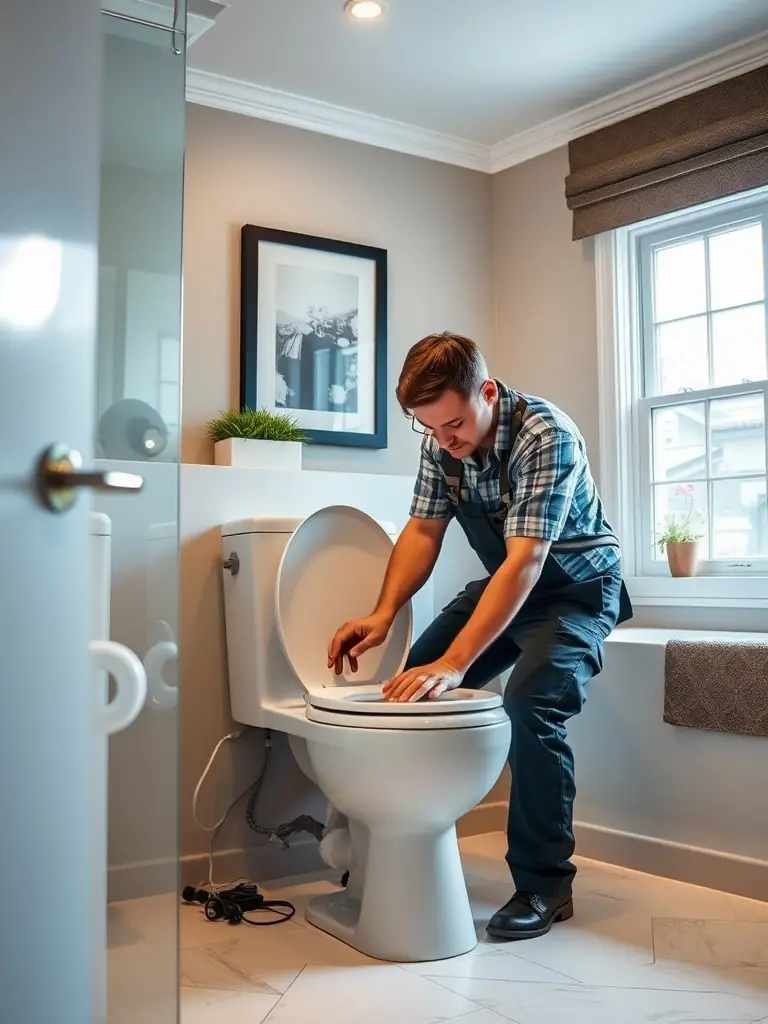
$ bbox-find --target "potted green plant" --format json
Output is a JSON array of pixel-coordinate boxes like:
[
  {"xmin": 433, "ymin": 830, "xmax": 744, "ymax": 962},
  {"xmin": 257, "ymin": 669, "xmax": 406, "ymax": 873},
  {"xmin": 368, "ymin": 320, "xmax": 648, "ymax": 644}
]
[
  {"xmin": 206, "ymin": 408, "xmax": 308, "ymax": 471},
  {"xmin": 656, "ymin": 485, "xmax": 703, "ymax": 578}
]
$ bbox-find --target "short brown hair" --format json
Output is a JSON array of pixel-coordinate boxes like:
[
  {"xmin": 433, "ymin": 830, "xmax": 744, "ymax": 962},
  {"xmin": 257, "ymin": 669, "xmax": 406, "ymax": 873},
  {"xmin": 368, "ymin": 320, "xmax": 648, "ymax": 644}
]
[{"xmin": 396, "ymin": 332, "xmax": 488, "ymax": 410}]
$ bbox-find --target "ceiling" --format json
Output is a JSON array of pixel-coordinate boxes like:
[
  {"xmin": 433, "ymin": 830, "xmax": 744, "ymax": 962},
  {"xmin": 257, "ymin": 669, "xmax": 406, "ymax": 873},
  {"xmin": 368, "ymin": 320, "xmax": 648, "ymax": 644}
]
[{"xmin": 188, "ymin": 0, "xmax": 768, "ymax": 152}]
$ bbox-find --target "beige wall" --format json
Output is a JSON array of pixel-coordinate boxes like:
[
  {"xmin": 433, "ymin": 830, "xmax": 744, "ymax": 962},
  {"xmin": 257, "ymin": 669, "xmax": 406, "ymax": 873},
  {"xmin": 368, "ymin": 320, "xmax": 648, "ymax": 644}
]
[
  {"xmin": 183, "ymin": 104, "xmax": 493, "ymax": 474},
  {"xmin": 491, "ymin": 147, "xmax": 600, "ymax": 459}
]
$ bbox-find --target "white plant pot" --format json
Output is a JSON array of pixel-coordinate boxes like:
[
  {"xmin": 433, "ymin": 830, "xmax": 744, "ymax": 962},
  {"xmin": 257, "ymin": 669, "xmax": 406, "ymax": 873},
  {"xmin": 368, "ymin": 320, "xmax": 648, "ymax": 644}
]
[{"xmin": 214, "ymin": 438, "xmax": 303, "ymax": 471}]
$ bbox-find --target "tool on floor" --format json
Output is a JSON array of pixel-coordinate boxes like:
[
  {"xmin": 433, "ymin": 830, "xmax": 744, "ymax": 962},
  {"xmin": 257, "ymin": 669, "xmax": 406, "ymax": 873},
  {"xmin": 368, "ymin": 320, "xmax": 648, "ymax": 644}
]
[{"xmin": 182, "ymin": 883, "xmax": 295, "ymax": 927}]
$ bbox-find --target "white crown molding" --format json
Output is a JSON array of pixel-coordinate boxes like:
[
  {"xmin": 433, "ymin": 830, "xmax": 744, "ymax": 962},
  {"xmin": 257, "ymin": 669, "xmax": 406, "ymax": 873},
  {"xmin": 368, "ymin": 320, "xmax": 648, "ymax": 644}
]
[
  {"xmin": 186, "ymin": 30, "xmax": 768, "ymax": 175},
  {"xmin": 185, "ymin": 68, "xmax": 491, "ymax": 172},
  {"xmin": 490, "ymin": 30, "xmax": 768, "ymax": 173}
]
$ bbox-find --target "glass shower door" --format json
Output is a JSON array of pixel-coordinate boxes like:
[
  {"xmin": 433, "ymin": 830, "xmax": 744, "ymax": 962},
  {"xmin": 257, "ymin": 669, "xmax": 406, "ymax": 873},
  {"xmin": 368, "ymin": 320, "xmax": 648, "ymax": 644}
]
[{"xmin": 96, "ymin": 8, "xmax": 185, "ymax": 1021}]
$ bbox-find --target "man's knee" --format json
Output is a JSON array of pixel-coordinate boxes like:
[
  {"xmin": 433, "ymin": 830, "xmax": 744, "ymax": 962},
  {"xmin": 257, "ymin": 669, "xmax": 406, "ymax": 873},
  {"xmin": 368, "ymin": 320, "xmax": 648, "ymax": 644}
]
[{"xmin": 502, "ymin": 647, "xmax": 592, "ymax": 722}]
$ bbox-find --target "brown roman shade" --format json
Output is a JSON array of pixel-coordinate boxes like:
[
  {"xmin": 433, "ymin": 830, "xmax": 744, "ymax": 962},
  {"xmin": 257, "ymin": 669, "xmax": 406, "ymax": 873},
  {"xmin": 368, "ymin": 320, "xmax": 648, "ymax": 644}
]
[{"xmin": 566, "ymin": 65, "xmax": 768, "ymax": 240}]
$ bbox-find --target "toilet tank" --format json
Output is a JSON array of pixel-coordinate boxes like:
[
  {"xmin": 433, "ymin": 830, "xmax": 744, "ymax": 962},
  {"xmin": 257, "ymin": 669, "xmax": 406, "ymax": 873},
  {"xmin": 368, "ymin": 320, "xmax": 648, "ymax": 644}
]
[{"xmin": 221, "ymin": 514, "xmax": 404, "ymax": 729}]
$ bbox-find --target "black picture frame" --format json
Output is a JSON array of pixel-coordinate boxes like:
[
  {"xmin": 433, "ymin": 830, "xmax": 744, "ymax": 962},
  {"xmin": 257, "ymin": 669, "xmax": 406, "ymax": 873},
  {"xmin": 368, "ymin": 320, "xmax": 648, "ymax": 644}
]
[{"xmin": 240, "ymin": 224, "xmax": 388, "ymax": 449}]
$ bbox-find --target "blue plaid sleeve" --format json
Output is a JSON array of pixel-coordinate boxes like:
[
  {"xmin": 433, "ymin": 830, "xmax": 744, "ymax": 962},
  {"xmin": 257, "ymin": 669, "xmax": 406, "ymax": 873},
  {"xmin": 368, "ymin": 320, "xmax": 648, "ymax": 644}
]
[
  {"xmin": 410, "ymin": 437, "xmax": 453, "ymax": 520},
  {"xmin": 503, "ymin": 432, "xmax": 580, "ymax": 542}
]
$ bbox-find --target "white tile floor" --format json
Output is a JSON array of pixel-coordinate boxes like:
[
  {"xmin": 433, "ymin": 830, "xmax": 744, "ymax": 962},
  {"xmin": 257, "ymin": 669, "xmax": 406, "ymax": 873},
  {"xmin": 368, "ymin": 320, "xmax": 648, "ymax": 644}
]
[{"xmin": 109, "ymin": 832, "xmax": 768, "ymax": 1023}]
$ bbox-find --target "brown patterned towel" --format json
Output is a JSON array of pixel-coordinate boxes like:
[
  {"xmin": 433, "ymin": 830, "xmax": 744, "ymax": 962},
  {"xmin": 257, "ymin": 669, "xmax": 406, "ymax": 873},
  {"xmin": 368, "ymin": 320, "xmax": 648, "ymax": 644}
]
[{"xmin": 664, "ymin": 640, "xmax": 768, "ymax": 737}]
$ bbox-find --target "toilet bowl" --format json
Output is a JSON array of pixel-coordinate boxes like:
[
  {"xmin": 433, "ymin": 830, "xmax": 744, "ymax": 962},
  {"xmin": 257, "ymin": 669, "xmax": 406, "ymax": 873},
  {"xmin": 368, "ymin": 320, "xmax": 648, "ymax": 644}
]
[{"xmin": 221, "ymin": 506, "xmax": 510, "ymax": 962}]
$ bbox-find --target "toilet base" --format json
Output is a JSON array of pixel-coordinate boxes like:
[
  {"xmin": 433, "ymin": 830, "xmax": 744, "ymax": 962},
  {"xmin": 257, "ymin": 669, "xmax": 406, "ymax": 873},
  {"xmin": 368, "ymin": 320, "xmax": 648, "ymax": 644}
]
[{"xmin": 305, "ymin": 825, "xmax": 478, "ymax": 963}]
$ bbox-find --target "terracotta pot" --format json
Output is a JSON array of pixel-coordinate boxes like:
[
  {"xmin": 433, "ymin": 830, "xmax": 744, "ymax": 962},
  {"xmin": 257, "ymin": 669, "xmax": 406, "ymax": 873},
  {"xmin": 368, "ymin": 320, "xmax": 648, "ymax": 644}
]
[{"xmin": 666, "ymin": 541, "xmax": 699, "ymax": 578}]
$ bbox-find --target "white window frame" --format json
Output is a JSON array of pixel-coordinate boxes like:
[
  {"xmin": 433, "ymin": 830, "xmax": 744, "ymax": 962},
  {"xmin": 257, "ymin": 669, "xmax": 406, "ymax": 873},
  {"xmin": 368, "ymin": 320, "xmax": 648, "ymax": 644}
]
[{"xmin": 596, "ymin": 185, "xmax": 768, "ymax": 609}]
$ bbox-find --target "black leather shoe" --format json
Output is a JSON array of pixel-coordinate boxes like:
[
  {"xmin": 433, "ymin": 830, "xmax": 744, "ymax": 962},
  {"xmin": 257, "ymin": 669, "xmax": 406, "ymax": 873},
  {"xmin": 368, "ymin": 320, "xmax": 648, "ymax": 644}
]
[{"xmin": 486, "ymin": 890, "xmax": 574, "ymax": 940}]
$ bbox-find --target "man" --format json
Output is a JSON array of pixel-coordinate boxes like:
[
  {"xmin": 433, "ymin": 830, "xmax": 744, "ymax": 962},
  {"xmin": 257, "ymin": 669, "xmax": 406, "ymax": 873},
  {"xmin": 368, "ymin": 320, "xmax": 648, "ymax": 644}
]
[{"xmin": 327, "ymin": 332, "xmax": 632, "ymax": 941}]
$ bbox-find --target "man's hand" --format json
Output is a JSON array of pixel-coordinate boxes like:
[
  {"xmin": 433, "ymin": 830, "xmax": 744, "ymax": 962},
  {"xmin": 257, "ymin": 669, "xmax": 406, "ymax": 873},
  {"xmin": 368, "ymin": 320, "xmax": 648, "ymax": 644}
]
[
  {"xmin": 382, "ymin": 657, "xmax": 465, "ymax": 703},
  {"xmin": 327, "ymin": 612, "xmax": 392, "ymax": 675}
]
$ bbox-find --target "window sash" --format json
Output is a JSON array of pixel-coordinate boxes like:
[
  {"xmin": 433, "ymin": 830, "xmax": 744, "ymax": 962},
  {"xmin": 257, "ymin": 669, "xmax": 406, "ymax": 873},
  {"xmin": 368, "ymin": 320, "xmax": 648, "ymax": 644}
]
[
  {"xmin": 638, "ymin": 207, "xmax": 768, "ymax": 400},
  {"xmin": 637, "ymin": 381, "xmax": 768, "ymax": 576},
  {"xmin": 630, "ymin": 195, "xmax": 768, "ymax": 579}
]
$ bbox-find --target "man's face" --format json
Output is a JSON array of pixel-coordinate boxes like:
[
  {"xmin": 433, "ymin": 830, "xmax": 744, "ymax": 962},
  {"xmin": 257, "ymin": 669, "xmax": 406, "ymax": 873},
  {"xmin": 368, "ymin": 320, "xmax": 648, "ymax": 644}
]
[{"xmin": 412, "ymin": 381, "xmax": 498, "ymax": 457}]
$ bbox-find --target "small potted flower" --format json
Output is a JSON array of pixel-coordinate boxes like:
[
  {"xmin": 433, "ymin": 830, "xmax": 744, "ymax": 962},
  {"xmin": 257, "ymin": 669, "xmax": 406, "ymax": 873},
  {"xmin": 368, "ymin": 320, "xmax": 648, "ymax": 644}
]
[
  {"xmin": 207, "ymin": 407, "xmax": 308, "ymax": 471},
  {"xmin": 656, "ymin": 484, "xmax": 704, "ymax": 578}
]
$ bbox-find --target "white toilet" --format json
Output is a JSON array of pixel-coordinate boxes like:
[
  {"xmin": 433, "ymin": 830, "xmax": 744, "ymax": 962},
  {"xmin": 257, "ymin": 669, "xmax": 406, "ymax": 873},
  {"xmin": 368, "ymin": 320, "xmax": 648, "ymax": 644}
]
[{"xmin": 221, "ymin": 505, "xmax": 511, "ymax": 963}]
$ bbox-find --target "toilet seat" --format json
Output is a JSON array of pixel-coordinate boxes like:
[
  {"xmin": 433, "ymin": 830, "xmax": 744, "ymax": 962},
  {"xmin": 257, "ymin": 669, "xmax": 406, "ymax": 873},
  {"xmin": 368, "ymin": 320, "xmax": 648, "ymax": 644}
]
[
  {"xmin": 308, "ymin": 683, "xmax": 502, "ymax": 715},
  {"xmin": 305, "ymin": 703, "xmax": 509, "ymax": 730},
  {"xmin": 275, "ymin": 506, "xmax": 500, "ymax": 728}
]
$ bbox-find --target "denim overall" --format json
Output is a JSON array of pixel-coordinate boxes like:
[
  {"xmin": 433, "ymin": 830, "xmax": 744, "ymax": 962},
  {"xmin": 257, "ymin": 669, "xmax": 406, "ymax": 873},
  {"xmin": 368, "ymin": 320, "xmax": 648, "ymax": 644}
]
[{"xmin": 405, "ymin": 398, "xmax": 633, "ymax": 897}]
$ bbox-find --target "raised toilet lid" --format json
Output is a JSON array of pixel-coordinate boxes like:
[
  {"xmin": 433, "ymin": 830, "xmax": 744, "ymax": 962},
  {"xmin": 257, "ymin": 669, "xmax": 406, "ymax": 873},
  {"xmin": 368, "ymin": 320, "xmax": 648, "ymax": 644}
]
[{"xmin": 275, "ymin": 506, "xmax": 502, "ymax": 717}]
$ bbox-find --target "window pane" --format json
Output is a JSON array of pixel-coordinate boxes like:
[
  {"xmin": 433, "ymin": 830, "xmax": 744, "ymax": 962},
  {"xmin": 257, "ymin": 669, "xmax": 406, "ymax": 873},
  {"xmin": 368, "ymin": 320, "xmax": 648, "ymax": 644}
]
[
  {"xmin": 712, "ymin": 478, "xmax": 768, "ymax": 559},
  {"xmin": 653, "ymin": 238, "xmax": 706, "ymax": 322},
  {"xmin": 709, "ymin": 222, "xmax": 764, "ymax": 311},
  {"xmin": 654, "ymin": 317, "xmax": 709, "ymax": 395},
  {"xmin": 709, "ymin": 393, "xmax": 766, "ymax": 478},
  {"xmin": 652, "ymin": 481, "xmax": 708, "ymax": 561},
  {"xmin": 711, "ymin": 304, "xmax": 767, "ymax": 387},
  {"xmin": 652, "ymin": 403, "xmax": 705, "ymax": 482}
]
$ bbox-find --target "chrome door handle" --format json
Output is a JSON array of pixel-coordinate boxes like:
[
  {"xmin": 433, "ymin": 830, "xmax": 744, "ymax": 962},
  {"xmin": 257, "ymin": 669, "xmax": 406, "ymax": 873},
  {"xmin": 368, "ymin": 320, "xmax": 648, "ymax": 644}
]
[{"xmin": 36, "ymin": 442, "xmax": 144, "ymax": 513}]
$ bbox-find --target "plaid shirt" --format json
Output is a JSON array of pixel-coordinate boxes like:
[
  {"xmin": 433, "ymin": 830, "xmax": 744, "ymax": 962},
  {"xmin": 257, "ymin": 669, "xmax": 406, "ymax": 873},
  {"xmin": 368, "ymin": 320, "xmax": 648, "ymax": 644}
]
[{"xmin": 410, "ymin": 382, "xmax": 620, "ymax": 581}]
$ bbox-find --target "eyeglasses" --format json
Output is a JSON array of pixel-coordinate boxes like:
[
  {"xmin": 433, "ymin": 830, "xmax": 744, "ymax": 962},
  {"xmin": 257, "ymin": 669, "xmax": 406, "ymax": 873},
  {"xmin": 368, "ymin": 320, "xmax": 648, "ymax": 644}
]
[{"xmin": 409, "ymin": 417, "xmax": 434, "ymax": 436}]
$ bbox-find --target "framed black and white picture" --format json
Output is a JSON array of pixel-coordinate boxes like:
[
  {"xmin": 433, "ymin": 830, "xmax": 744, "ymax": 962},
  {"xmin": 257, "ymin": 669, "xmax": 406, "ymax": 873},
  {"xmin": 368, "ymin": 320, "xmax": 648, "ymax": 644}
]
[{"xmin": 240, "ymin": 225, "xmax": 388, "ymax": 449}]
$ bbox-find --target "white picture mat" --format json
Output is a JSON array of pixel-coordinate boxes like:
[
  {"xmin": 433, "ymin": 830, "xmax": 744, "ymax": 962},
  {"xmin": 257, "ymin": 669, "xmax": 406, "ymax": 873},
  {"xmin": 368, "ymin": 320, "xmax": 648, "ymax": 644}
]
[{"xmin": 256, "ymin": 241, "xmax": 376, "ymax": 434}]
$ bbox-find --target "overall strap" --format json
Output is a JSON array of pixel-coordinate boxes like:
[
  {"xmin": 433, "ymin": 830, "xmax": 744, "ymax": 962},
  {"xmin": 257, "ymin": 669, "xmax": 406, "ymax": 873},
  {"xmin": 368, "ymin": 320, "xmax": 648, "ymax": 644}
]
[
  {"xmin": 497, "ymin": 396, "xmax": 528, "ymax": 513},
  {"xmin": 438, "ymin": 448, "xmax": 463, "ymax": 506},
  {"xmin": 501, "ymin": 397, "xmax": 621, "ymax": 553}
]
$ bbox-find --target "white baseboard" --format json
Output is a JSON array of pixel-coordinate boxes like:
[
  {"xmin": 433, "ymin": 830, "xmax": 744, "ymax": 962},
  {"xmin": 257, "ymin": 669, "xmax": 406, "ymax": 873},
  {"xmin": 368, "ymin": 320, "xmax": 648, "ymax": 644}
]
[
  {"xmin": 108, "ymin": 837, "xmax": 322, "ymax": 903},
  {"xmin": 108, "ymin": 855, "xmax": 178, "ymax": 903},
  {"xmin": 109, "ymin": 815, "xmax": 767, "ymax": 906},
  {"xmin": 108, "ymin": 810, "xmax": 502, "ymax": 902},
  {"xmin": 109, "ymin": 804, "xmax": 502, "ymax": 903},
  {"xmin": 574, "ymin": 821, "xmax": 768, "ymax": 903},
  {"xmin": 458, "ymin": 799, "xmax": 507, "ymax": 838},
  {"xmin": 180, "ymin": 837, "xmax": 322, "ymax": 890},
  {"xmin": 456, "ymin": 808, "xmax": 768, "ymax": 903}
]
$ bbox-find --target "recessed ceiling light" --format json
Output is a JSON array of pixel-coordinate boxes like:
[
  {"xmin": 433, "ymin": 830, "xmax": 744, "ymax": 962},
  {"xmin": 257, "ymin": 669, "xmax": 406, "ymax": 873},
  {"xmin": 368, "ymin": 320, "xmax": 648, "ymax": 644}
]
[{"xmin": 344, "ymin": 1, "xmax": 385, "ymax": 20}]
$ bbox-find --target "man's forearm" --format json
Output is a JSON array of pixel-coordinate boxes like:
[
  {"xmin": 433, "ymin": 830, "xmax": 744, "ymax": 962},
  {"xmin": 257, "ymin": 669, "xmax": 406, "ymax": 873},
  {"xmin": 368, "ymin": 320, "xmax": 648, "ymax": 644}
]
[
  {"xmin": 374, "ymin": 519, "xmax": 445, "ymax": 621},
  {"xmin": 445, "ymin": 541, "xmax": 547, "ymax": 672}
]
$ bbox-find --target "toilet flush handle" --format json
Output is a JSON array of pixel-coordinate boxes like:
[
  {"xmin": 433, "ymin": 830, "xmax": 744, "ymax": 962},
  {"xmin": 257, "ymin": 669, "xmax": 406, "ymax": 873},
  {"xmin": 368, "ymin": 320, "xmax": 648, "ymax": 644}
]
[{"xmin": 222, "ymin": 552, "xmax": 240, "ymax": 576}]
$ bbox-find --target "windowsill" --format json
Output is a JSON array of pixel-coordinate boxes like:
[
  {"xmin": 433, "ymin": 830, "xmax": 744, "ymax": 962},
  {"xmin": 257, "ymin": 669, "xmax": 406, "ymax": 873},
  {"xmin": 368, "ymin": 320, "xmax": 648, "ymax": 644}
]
[
  {"xmin": 626, "ymin": 574, "xmax": 768, "ymax": 609},
  {"xmin": 608, "ymin": 625, "xmax": 768, "ymax": 644}
]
